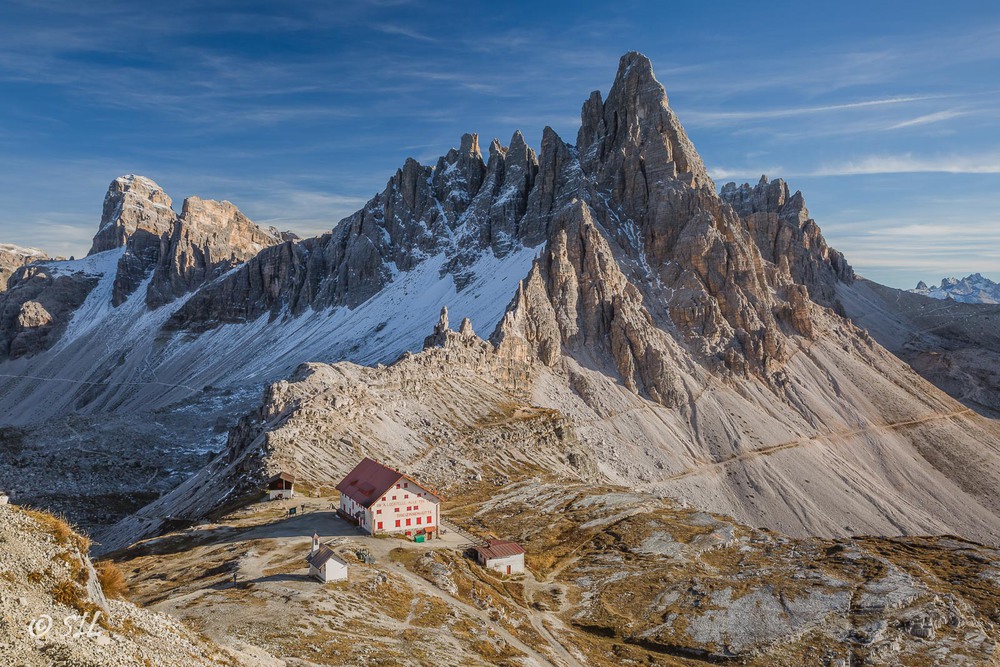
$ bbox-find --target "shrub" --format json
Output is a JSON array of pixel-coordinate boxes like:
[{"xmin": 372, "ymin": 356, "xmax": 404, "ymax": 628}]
[{"xmin": 96, "ymin": 560, "xmax": 128, "ymax": 599}]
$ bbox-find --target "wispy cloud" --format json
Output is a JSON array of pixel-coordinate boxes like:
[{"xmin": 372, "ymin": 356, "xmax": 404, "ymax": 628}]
[
  {"xmin": 812, "ymin": 153, "xmax": 1000, "ymax": 176},
  {"xmin": 372, "ymin": 23, "xmax": 437, "ymax": 42},
  {"xmin": 684, "ymin": 96, "xmax": 943, "ymax": 126},
  {"xmin": 886, "ymin": 109, "xmax": 968, "ymax": 130}
]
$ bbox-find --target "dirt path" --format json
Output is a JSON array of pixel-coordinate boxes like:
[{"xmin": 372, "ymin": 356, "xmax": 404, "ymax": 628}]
[
  {"xmin": 635, "ymin": 408, "xmax": 973, "ymax": 487},
  {"xmin": 385, "ymin": 560, "xmax": 565, "ymax": 667},
  {"xmin": 519, "ymin": 571, "xmax": 585, "ymax": 667}
]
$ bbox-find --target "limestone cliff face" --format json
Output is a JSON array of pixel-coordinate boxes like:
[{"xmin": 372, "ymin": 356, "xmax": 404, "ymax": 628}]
[
  {"xmin": 0, "ymin": 176, "xmax": 289, "ymax": 358},
  {"xmin": 89, "ymin": 175, "xmax": 175, "ymax": 256},
  {"xmin": 145, "ymin": 196, "xmax": 290, "ymax": 308},
  {"xmin": 721, "ymin": 176, "xmax": 854, "ymax": 309},
  {"xmin": 486, "ymin": 52, "xmax": 816, "ymax": 400},
  {"xmin": 167, "ymin": 131, "xmax": 543, "ymax": 329},
  {"xmin": 108, "ymin": 179, "xmax": 288, "ymax": 307},
  {"xmin": 170, "ymin": 52, "xmax": 835, "ymax": 400}
]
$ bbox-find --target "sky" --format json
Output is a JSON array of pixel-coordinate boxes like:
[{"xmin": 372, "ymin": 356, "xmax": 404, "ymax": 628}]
[{"xmin": 0, "ymin": 1, "xmax": 998, "ymax": 288}]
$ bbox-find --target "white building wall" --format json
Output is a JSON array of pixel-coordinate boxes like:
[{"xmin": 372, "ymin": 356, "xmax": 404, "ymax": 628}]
[
  {"xmin": 368, "ymin": 479, "xmax": 440, "ymax": 536},
  {"xmin": 483, "ymin": 553, "xmax": 525, "ymax": 575},
  {"xmin": 269, "ymin": 488, "xmax": 294, "ymax": 500},
  {"xmin": 309, "ymin": 560, "xmax": 348, "ymax": 583}
]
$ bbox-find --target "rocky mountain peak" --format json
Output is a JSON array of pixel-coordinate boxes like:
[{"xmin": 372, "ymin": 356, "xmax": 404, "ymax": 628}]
[
  {"xmin": 577, "ymin": 51, "xmax": 714, "ymax": 192},
  {"xmin": 720, "ymin": 175, "xmax": 853, "ymax": 308},
  {"xmin": 144, "ymin": 196, "xmax": 288, "ymax": 308},
  {"xmin": 910, "ymin": 273, "xmax": 1000, "ymax": 304},
  {"xmin": 89, "ymin": 174, "xmax": 175, "ymax": 256}
]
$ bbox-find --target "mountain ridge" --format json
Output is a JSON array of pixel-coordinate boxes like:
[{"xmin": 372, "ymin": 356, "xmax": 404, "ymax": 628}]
[
  {"xmin": 911, "ymin": 272, "xmax": 1000, "ymax": 304},
  {"xmin": 1, "ymin": 52, "xmax": 1000, "ymax": 558}
]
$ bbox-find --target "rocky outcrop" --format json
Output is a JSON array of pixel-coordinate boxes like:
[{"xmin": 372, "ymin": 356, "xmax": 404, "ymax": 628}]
[
  {"xmin": 145, "ymin": 196, "xmax": 290, "ymax": 308},
  {"xmin": 578, "ymin": 51, "xmax": 714, "ymax": 192},
  {"xmin": 721, "ymin": 176, "xmax": 854, "ymax": 309},
  {"xmin": 0, "ymin": 503, "xmax": 231, "ymax": 666},
  {"xmin": 107, "ymin": 179, "xmax": 288, "ymax": 307},
  {"xmin": 168, "ymin": 131, "xmax": 544, "ymax": 329},
  {"xmin": 0, "ymin": 265, "xmax": 98, "ymax": 360},
  {"xmin": 0, "ymin": 244, "xmax": 49, "ymax": 291},
  {"xmin": 89, "ymin": 175, "xmax": 175, "ymax": 256},
  {"xmin": 493, "ymin": 200, "xmax": 691, "ymax": 407}
]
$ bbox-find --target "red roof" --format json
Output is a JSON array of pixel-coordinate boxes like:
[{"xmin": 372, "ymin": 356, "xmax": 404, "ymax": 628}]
[
  {"xmin": 474, "ymin": 539, "xmax": 525, "ymax": 561},
  {"xmin": 336, "ymin": 457, "xmax": 439, "ymax": 508}
]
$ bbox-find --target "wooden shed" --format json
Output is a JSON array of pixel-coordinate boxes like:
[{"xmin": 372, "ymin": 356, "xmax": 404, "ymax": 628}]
[{"xmin": 267, "ymin": 472, "xmax": 296, "ymax": 500}]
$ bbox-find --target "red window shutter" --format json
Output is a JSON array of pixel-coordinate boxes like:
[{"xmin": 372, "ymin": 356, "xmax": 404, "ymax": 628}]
[
  {"xmin": 395, "ymin": 520, "xmax": 400, "ymax": 528},
  {"xmin": 404, "ymin": 482, "xmax": 408, "ymax": 488},
  {"xmin": 404, "ymin": 494, "xmax": 409, "ymax": 499},
  {"xmin": 394, "ymin": 507, "xmax": 399, "ymax": 512},
  {"xmin": 416, "ymin": 517, "xmax": 422, "ymax": 524},
  {"xmin": 406, "ymin": 518, "xmax": 411, "ymax": 526},
  {"xmin": 427, "ymin": 515, "xmax": 432, "ymax": 524},
  {"xmin": 392, "ymin": 495, "xmax": 396, "ymax": 500},
  {"xmin": 377, "ymin": 522, "xmax": 383, "ymax": 530}
]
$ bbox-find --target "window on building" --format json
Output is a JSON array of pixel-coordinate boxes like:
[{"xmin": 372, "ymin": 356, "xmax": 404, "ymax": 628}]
[
  {"xmin": 404, "ymin": 494, "xmax": 409, "ymax": 499},
  {"xmin": 394, "ymin": 508, "xmax": 399, "ymax": 513},
  {"xmin": 395, "ymin": 520, "xmax": 400, "ymax": 528},
  {"xmin": 416, "ymin": 517, "xmax": 422, "ymax": 525},
  {"xmin": 376, "ymin": 509, "xmax": 382, "ymax": 514},
  {"xmin": 392, "ymin": 495, "xmax": 396, "ymax": 500},
  {"xmin": 427, "ymin": 515, "xmax": 433, "ymax": 524},
  {"xmin": 396, "ymin": 484, "xmax": 401, "ymax": 489},
  {"xmin": 404, "ymin": 482, "xmax": 408, "ymax": 488},
  {"xmin": 381, "ymin": 496, "xmax": 386, "ymax": 501},
  {"xmin": 377, "ymin": 521, "xmax": 383, "ymax": 530},
  {"xmin": 406, "ymin": 518, "xmax": 411, "ymax": 526}
]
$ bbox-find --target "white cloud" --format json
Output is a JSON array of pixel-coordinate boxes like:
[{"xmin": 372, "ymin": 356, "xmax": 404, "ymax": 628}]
[
  {"xmin": 812, "ymin": 154, "xmax": 1000, "ymax": 176},
  {"xmin": 683, "ymin": 96, "xmax": 941, "ymax": 126},
  {"xmin": 372, "ymin": 23, "xmax": 437, "ymax": 42},
  {"xmin": 886, "ymin": 110, "xmax": 968, "ymax": 130}
]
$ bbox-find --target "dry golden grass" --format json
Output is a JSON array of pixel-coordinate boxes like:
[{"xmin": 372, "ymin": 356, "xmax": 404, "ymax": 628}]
[
  {"xmin": 96, "ymin": 560, "xmax": 128, "ymax": 599},
  {"xmin": 53, "ymin": 550, "xmax": 89, "ymax": 585},
  {"xmin": 22, "ymin": 507, "xmax": 91, "ymax": 553}
]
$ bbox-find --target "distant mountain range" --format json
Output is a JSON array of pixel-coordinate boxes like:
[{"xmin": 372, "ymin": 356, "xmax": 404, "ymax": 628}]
[{"xmin": 911, "ymin": 273, "xmax": 1000, "ymax": 304}]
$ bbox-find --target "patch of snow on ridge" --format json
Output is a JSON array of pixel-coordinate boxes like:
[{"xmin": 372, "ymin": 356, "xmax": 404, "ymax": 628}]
[
  {"xmin": 0, "ymin": 243, "xmax": 537, "ymax": 423},
  {"xmin": 169, "ymin": 244, "xmax": 539, "ymax": 386},
  {"xmin": 0, "ymin": 243, "xmax": 47, "ymax": 259}
]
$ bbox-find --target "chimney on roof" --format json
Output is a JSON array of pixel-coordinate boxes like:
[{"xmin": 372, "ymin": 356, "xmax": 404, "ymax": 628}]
[{"xmin": 311, "ymin": 532, "xmax": 320, "ymax": 556}]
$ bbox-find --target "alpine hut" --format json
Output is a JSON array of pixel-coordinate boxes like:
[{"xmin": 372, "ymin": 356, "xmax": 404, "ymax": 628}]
[
  {"xmin": 267, "ymin": 472, "xmax": 296, "ymax": 500},
  {"xmin": 336, "ymin": 457, "xmax": 441, "ymax": 539},
  {"xmin": 473, "ymin": 539, "xmax": 525, "ymax": 575}
]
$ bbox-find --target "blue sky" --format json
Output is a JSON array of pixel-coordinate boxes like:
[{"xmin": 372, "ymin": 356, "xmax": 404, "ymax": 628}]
[{"xmin": 0, "ymin": 0, "xmax": 998, "ymax": 288}]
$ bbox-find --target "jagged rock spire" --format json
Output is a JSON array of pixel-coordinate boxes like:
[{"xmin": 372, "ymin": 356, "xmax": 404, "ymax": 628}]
[
  {"xmin": 577, "ymin": 51, "xmax": 714, "ymax": 192},
  {"xmin": 423, "ymin": 306, "xmax": 451, "ymax": 349}
]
